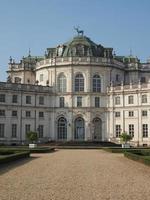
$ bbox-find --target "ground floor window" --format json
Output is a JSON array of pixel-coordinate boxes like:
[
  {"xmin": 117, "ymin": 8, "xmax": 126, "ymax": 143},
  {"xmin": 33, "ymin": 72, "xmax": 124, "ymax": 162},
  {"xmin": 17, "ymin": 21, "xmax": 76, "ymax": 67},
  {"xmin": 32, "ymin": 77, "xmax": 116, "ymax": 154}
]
[
  {"xmin": 142, "ymin": 124, "xmax": 148, "ymax": 138},
  {"xmin": 57, "ymin": 117, "xmax": 67, "ymax": 140},
  {"xmin": 93, "ymin": 118, "xmax": 102, "ymax": 140},
  {"xmin": 0, "ymin": 124, "xmax": 5, "ymax": 138},
  {"xmin": 115, "ymin": 125, "xmax": 121, "ymax": 138},
  {"xmin": 74, "ymin": 117, "xmax": 85, "ymax": 140},
  {"xmin": 12, "ymin": 124, "xmax": 17, "ymax": 138},
  {"xmin": 129, "ymin": 124, "xmax": 134, "ymax": 137},
  {"xmin": 38, "ymin": 125, "xmax": 44, "ymax": 138},
  {"xmin": 25, "ymin": 124, "xmax": 31, "ymax": 134}
]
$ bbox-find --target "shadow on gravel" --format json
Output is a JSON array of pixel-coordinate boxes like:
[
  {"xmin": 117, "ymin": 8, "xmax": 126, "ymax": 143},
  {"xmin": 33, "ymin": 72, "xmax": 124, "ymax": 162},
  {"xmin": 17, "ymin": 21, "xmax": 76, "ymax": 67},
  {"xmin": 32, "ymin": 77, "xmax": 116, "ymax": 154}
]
[{"xmin": 0, "ymin": 156, "xmax": 39, "ymax": 175}]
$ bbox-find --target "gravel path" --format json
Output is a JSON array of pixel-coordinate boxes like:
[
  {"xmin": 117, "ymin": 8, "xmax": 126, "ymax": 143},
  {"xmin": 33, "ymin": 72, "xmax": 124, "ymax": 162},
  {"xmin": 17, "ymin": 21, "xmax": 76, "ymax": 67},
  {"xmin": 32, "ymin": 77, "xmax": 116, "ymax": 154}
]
[{"xmin": 0, "ymin": 149, "xmax": 150, "ymax": 200}]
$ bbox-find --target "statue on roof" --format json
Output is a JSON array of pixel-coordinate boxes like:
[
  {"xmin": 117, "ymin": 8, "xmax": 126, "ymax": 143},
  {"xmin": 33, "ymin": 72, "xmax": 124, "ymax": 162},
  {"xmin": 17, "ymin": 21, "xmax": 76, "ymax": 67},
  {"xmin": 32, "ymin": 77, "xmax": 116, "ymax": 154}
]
[{"xmin": 74, "ymin": 26, "xmax": 84, "ymax": 36}]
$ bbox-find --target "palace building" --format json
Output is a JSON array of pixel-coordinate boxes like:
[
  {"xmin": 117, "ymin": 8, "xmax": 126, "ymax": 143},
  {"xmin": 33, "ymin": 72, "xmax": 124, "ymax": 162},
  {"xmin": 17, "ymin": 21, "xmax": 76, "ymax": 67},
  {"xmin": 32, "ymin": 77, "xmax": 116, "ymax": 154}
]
[{"xmin": 1, "ymin": 31, "xmax": 150, "ymax": 146}]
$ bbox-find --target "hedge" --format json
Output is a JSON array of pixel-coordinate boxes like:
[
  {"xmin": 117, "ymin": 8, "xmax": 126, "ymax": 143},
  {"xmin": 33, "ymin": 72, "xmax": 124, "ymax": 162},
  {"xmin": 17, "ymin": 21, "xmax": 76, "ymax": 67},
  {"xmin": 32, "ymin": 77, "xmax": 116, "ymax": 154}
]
[
  {"xmin": 103, "ymin": 147, "xmax": 150, "ymax": 153},
  {"xmin": 0, "ymin": 151, "xmax": 30, "ymax": 164},
  {"xmin": 0, "ymin": 147, "xmax": 55, "ymax": 153},
  {"xmin": 124, "ymin": 151, "xmax": 150, "ymax": 166}
]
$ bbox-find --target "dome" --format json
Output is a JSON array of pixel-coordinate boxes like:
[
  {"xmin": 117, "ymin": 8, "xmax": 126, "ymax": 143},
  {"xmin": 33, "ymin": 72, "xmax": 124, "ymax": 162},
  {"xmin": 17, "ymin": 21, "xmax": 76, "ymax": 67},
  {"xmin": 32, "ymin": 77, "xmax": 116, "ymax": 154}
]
[{"xmin": 61, "ymin": 35, "xmax": 104, "ymax": 57}]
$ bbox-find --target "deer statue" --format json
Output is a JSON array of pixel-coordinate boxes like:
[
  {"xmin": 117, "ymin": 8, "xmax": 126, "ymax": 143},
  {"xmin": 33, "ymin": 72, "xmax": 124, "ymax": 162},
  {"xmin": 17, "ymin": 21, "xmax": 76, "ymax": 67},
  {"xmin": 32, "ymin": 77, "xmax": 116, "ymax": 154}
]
[{"xmin": 74, "ymin": 26, "xmax": 84, "ymax": 36}]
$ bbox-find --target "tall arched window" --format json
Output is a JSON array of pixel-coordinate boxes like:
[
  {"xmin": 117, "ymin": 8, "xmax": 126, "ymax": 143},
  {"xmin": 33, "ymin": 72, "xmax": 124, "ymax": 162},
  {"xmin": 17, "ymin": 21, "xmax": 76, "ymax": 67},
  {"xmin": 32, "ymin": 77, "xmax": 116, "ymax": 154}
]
[
  {"xmin": 74, "ymin": 117, "xmax": 85, "ymax": 140},
  {"xmin": 58, "ymin": 74, "xmax": 66, "ymax": 92},
  {"xmin": 75, "ymin": 73, "xmax": 84, "ymax": 92},
  {"xmin": 93, "ymin": 74, "xmax": 101, "ymax": 92},
  {"xmin": 57, "ymin": 117, "xmax": 67, "ymax": 140}
]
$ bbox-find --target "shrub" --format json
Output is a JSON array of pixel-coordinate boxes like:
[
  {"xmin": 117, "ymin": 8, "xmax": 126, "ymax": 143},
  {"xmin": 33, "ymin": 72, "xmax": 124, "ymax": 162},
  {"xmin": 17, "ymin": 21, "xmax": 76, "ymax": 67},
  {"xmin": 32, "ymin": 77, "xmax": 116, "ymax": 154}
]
[{"xmin": 26, "ymin": 131, "xmax": 38, "ymax": 144}]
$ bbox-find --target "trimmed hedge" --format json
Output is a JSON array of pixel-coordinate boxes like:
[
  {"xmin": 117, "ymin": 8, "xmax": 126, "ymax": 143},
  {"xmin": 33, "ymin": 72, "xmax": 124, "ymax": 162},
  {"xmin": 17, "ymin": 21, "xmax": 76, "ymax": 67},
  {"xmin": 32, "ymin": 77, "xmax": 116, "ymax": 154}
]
[
  {"xmin": 124, "ymin": 150, "xmax": 150, "ymax": 166},
  {"xmin": 0, "ymin": 147, "xmax": 55, "ymax": 153},
  {"xmin": 0, "ymin": 151, "xmax": 30, "ymax": 164},
  {"xmin": 103, "ymin": 147, "xmax": 150, "ymax": 153}
]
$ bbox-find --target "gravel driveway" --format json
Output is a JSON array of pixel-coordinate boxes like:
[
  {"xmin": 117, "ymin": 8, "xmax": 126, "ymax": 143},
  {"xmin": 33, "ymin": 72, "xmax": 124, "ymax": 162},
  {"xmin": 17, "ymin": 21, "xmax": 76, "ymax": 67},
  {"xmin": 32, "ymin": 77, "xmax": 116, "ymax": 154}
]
[{"xmin": 0, "ymin": 149, "xmax": 150, "ymax": 200}]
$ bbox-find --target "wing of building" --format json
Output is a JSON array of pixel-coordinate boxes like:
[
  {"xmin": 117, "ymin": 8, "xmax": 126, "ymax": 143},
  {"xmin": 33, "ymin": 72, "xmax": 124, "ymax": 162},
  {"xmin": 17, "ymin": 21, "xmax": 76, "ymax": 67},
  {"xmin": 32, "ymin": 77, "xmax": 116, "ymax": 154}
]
[{"xmin": 1, "ymin": 33, "xmax": 150, "ymax": 146}]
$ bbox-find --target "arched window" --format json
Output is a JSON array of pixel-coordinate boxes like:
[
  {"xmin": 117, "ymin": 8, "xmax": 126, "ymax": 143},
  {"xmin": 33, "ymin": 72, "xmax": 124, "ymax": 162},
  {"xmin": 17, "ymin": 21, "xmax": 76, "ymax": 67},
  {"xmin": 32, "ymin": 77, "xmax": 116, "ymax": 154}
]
[
  {"xmin": 75, "ymin": 73, "xmax": 84, "ymax": 92},
  {"xmin": 58, "ymin": 74, "xmax": 66, "ymax": 92},
  {"xmin": 93, "ymin": 75, "xmax": 101, "ymax": 92},
  {"xmin": 57, "ymin": 117, "xmax": 67, "ymax": 140},
  {"xmin": 93, "ymin": 118, "xmax": 102, "ymax": 140},
  {"xmin": 74, "ymin": 117, "xmax": 85, "ymax": 140}
]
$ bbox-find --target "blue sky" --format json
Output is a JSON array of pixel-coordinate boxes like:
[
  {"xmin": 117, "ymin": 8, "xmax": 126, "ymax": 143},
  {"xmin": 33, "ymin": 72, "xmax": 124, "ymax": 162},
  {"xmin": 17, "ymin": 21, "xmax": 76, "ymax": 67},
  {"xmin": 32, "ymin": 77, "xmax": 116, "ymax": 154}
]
[{"xmin": 0, "ymin": 0, "xmax": 150, "ymax": 81}]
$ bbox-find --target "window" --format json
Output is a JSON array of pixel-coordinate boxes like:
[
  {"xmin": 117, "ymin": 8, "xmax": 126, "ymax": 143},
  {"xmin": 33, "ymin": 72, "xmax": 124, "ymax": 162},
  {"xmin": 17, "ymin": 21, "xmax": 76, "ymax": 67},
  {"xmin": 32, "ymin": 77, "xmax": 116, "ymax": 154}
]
[
  {"xmin": 95, "ymin": 97, "xmax": 100, "ymax": 108},
  {"xmin": 0, "ymin": 94, "xmax": 5, "ymax": 102},
  {"xmin": 39, "ymin": 112, "xmax": 44, "ymax": 118},
  {"xmin": 129, "ymin": 124, "xmax": 134, "ymax": 137},
  {"xmin": 0, "ymin": 124, "xmax": 5, "ymax": 138},
  {"xmin": 129, "ymin": 111, "xmax": 134, "ymax": 117},
  {"xmin": 0, "ymin": 110, "xmax": 5, "ymax": 116},
  {"xmin": 141, "ymin": 95, "xmax": 147, "ymax": 103},
  {"xmin": 128, "ymin": 95, "xmax": 134, "ymax": 104},
  {"xmin": 141, "ymin": 77, "xmax": 146, "ymax": 83},
  {"xmin": 25, "ymin": 124, "xmax": 30, "ymax": 134},
  {"xmin": 12, "ymin": 124, "xmax": 17, "ymax": 138},
  {"xmin": 57, "ymin": 117, "xmax": 67, "ymax": 140},
  {"xmin": 93, "ymin": 75, "xmax": 101, "ymax": 92},
  {"xmin": 115, "ymin": 96, "xmax": 120, "ymax": 105},
  {"xmin": 60, "ymin": 97, "xmax": 64, "ymax": 108},
  {"xmin": 58, "ymin": 74, "xmax": 66, "ymax": 92},
  {"xmin": 40, "ymin": 74, "xmax": 44, "ymax": 82},
  {"xmin": 12, "ymin": 95, "xmax": 18, "ymax": 103},
  {"xmin": 77, "ymin": 96, "xmax": 82, "ymax": 107},
  {"xmin": 39, "ymin": 96, "xmax": 44, "ymax": 105},
  {"xmin": 26, "ymin": 96, "xmax": 31, "ymax": 104},
  {"xmin": 14, "ymin": 77, "xmax": 21, "ymax": 83},
  {"xmin": 142, "ymin": 124, "xmax": 148, "ymax": 138},
  {"xmin": 115, "ymin": 125, "xmax": 121, "ymax": 138},
  {"xmin": 26, "ymin": 111, "xmax": 31, "ymax": 118},
  {"xmin": 12, "ymin": 111, "xmax": 17, "ymax": 117},
  {"xmin": 142, "ymin": 110, "xmax": 147, "ymax": 117},
  {"xmin": 115, "ymin": 112, "xmax": 120, "ymax": 117},
  {"xmin": 75, "ymin": 73, "xmax": 84, "ymax": 92},
  {"xmin": 38, "ymin": 125, "xmax": 44, "ymax": 138},
  {"xmin": 116, "ymin": 74, "xmax": 120, "ymax": 82}
]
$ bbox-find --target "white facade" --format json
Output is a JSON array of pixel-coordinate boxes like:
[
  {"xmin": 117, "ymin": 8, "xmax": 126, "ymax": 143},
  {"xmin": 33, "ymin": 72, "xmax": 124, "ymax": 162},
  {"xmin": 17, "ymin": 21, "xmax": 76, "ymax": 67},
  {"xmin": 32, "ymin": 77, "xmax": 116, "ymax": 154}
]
[{"xmin": 1, "ymin": 34, "xmax": 150, "ymax": 146}]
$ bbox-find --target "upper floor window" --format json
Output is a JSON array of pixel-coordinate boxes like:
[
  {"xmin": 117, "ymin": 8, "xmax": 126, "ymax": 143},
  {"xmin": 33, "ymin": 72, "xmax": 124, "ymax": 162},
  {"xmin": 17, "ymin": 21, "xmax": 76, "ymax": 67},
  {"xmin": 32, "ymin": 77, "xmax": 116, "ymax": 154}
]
[
  {"xmin": 39, "ymin": 96, "xmax": 44, "ymax": 105},
  {"xmin": 26, "ymin": 96, "xmax": 31, "ymax": 104},
  {"xmin": 0, "ymin": 110, "xmax": 5, "ymax": 116},
  {"xmin": 95, "ymin": 97, "xmax": 100, "ymax": 108},
  {"xmin": 142, "ymin": 110, "xmax": 147, "ymax": 117},
  {"xmin": 115, "ymin": 96, "xmax": 120, "ymax": 105},
  {"xmin": 77, "ymin": 96, "xmax": 82, "ymax": 107},
  {"xmin": 128, "ymin": 95, "xmax": 134, "ymax": 104},
  {"xmin": 26, "ymin": 111, "xmax": 31, "ymax": 118},
  {"xmin": 12, "ymin": 111, "xmax": 17, "ymax": 117},
  {"xmin": 75, "ymin": 73, "xmax": 84, "ymax": 92},
  {"xmin": 115, "ymin": 112, "xmax": 120, "ymax": 117},
  {"xmin": 0, "ymin": 94, "xmax": 5, "ymax": 103},
  {"xmin": 12, "ymin": 95, "xmax": 18, "ymax": 103},
  {"xmin": 39, "ymin": 112, "xmax": 44, "ymax": 118},
  {"xmin": 60, "ymin": 97, "xmax": 65, "ymax": 108},
  {"xmin": 58, "ymin": 74, "xmax": 66, "ymax": 92},
  {"xmin": 93, "ymin": 75, "xmax": 101, "ymax": 92},
  {"xmin": 141, "ymin": 95, "xmax": 147, "ymax": 103},
  {"xmin": 129, "ymin": 111, "xmax": 134, "ymax": 117}
]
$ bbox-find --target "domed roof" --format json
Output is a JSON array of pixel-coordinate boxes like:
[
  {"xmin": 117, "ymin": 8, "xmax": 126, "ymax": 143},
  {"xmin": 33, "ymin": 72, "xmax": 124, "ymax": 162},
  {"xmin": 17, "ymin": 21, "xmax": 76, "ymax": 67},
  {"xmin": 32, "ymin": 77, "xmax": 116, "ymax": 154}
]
[{"xmin": 61, "ymin": 35, "xmax": 104, "ymax": 57}]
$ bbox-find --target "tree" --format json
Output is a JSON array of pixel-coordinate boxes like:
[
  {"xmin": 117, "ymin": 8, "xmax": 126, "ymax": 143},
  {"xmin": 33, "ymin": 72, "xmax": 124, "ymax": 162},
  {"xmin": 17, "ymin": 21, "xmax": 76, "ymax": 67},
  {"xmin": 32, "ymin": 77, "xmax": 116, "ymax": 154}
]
[
  {"xmin": 120, "ymin": 132, "xmax": 132, "ymax": 144},
  {"xmin": 26, "ymin": 131, "xmax": 38, "ymax": 144}
]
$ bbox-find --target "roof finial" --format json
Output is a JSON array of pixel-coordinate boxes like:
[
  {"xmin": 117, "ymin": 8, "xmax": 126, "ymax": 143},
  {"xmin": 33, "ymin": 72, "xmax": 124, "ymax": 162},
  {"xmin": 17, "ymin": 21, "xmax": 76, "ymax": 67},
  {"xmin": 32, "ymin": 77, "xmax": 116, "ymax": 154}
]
[
  {"xmin": 28, "ymin": 48, "xmax": 31, "ymax": 57},
  {"xmin": 130, "ymin": 48, "xmax": 132, "ymax": 56}
]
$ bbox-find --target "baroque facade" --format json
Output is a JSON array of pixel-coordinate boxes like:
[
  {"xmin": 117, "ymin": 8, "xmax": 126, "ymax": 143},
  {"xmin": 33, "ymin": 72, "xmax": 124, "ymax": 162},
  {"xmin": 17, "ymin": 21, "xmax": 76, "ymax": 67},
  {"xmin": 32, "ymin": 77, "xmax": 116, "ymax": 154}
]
[{"xmin": 1, "ymin": 33, "xmax": 150, "ymax": 146}]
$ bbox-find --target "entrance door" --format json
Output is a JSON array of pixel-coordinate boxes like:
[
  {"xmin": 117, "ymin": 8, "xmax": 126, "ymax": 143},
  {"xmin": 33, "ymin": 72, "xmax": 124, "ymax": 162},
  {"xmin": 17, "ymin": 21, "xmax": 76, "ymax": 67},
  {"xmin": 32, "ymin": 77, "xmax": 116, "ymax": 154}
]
[
  {"xmin": 93, "ymin": 118, "xmax": 102, "ymax": 140},
  {"xmin": 74, "ymin": 117, "xmax": 85, "ymax": 140}
]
